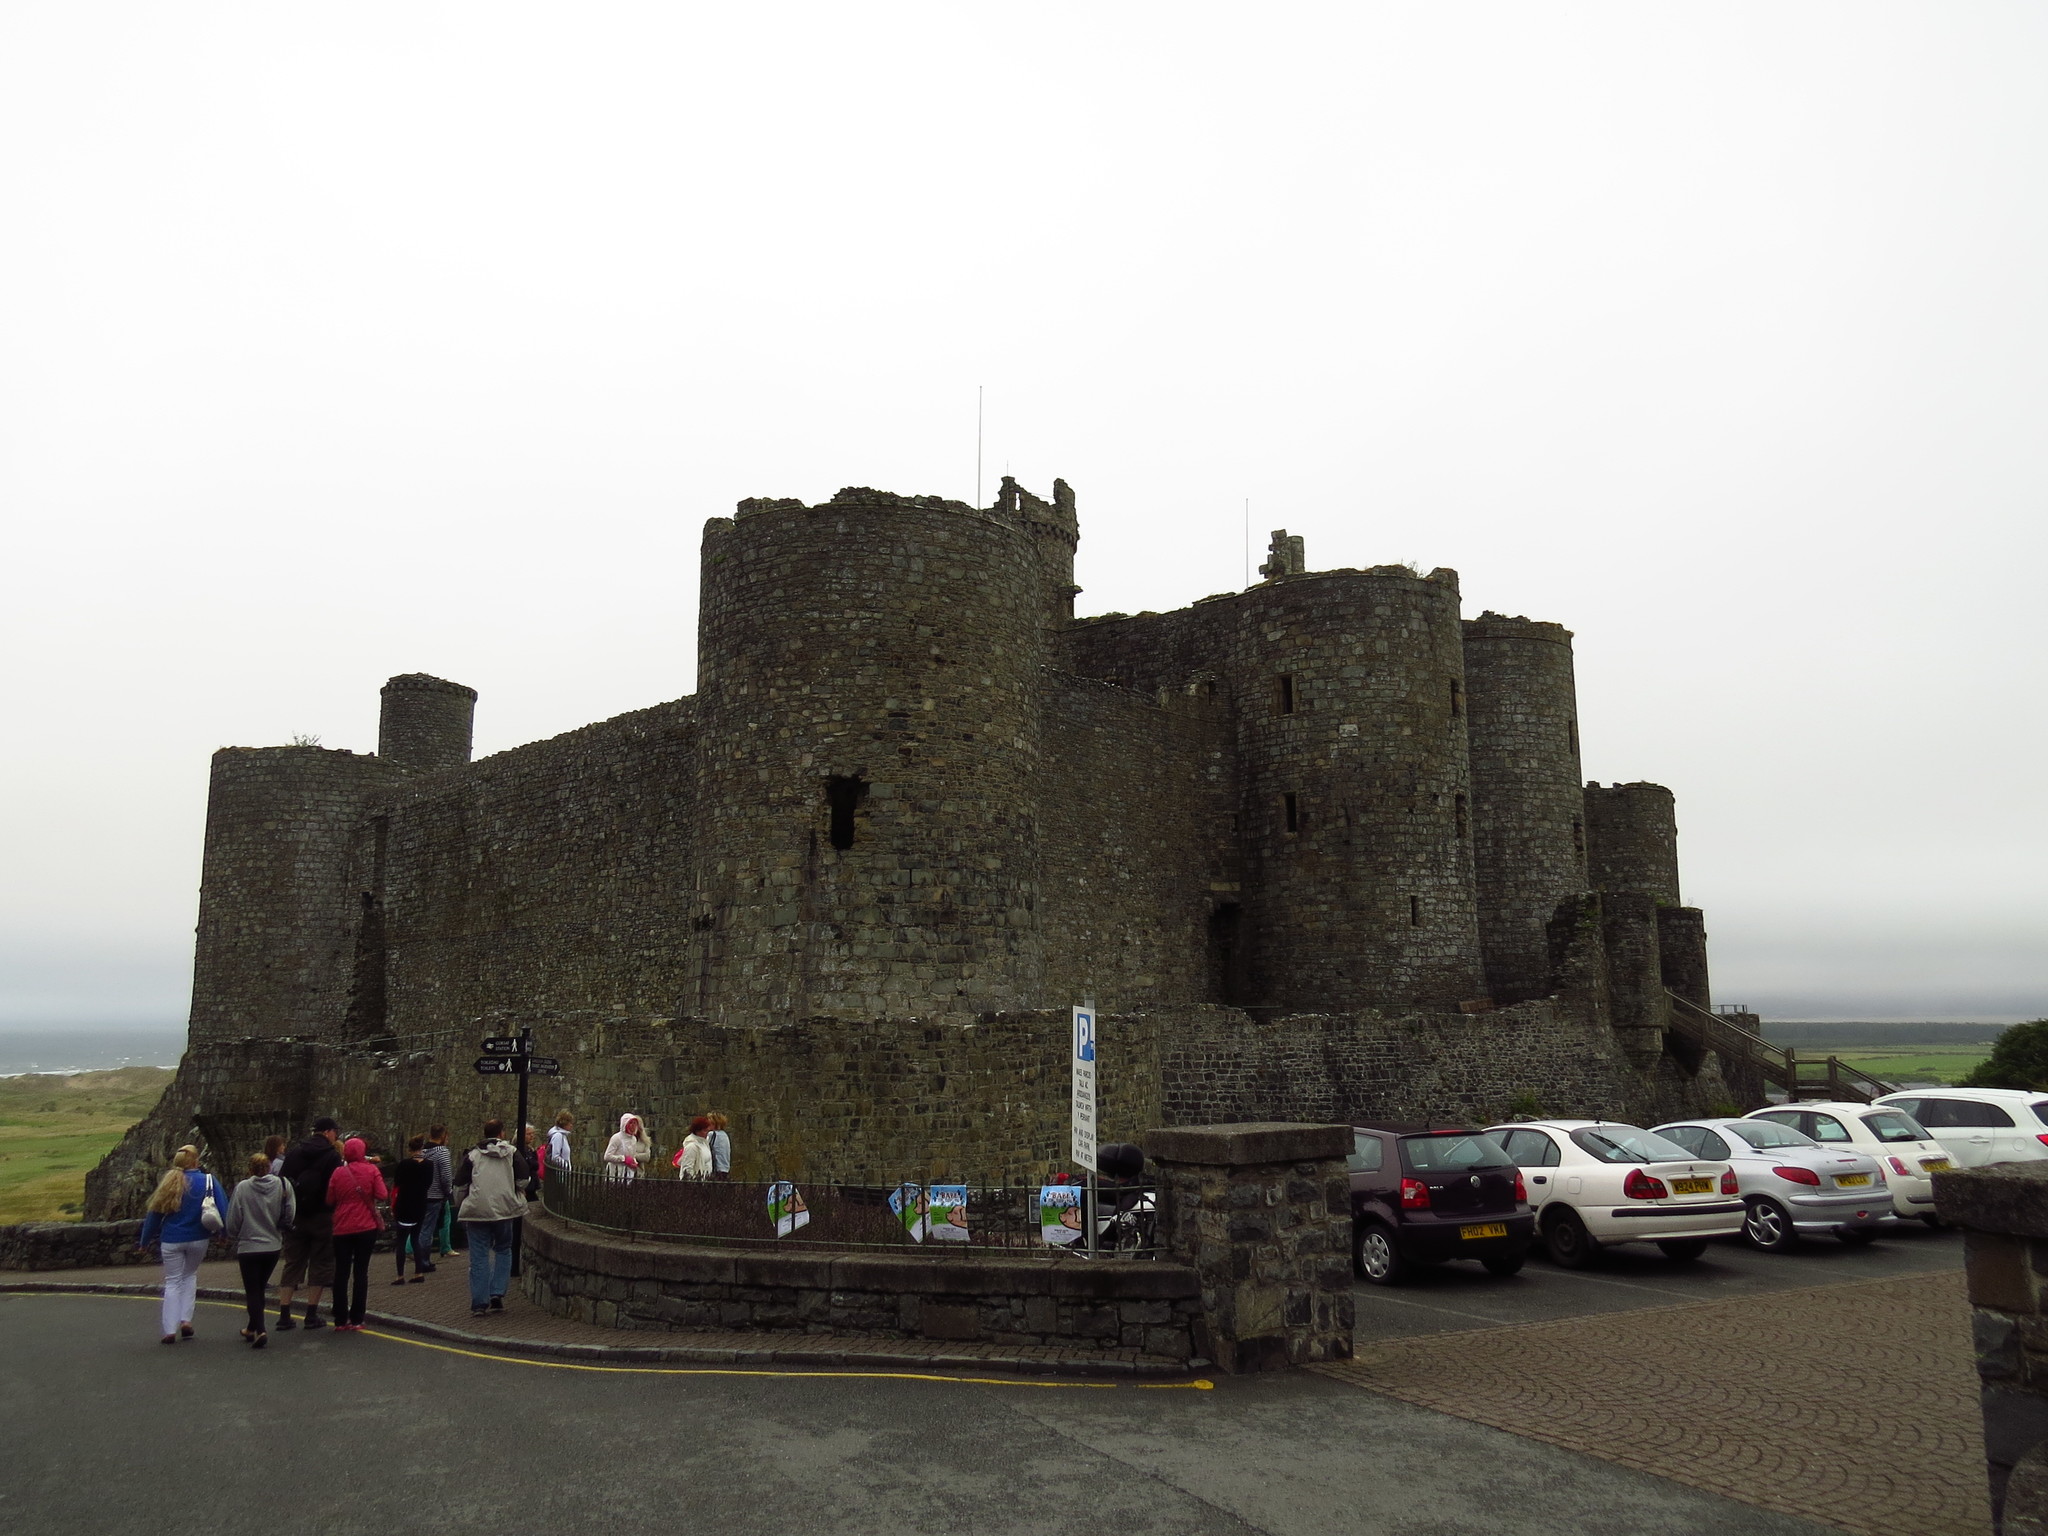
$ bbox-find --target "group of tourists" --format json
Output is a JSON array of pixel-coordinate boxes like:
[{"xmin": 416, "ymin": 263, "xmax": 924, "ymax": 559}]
[{"xmin": 598, "ymin": 1110, "xmax": 731, "ymax": 1180}]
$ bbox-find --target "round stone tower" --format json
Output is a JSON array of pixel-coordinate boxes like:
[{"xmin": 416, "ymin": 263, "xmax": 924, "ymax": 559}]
[
  {"xmin": 378, "ymin": 673, "xmax": 477, "ymax": 773},
  {"xmin": 1583, "ymin": 781, "xmax": 1681, "ymax": 904},
  {"xmin": 691, "ymin": 485, "xmax": 1063, "ymax": 1023},
  {"xmin": 1461, "ymin": 613, "xmax": 1588, "ymax": 1002},
  {"xmin": 1224, "ymin": 563, "xmax": 1484, "ymax": 1011}
]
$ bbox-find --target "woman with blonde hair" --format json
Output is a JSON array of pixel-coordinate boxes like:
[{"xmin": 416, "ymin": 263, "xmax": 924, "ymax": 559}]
[
  {"xmin": 138, "ymin": 1146, "xmax": 227, "ymax": 1345},
  {"xmin": 602, "ymin": 1113, "xmax": 651, "ymax": 1181}
]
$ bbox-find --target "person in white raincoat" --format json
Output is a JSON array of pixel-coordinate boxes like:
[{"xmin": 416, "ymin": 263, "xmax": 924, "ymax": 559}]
[{"xmin": 603, "ymin": 1112, "xmax": 651, "ymax": 1181}]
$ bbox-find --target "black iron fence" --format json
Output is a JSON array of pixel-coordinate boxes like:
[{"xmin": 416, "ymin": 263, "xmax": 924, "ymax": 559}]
[{"xmin": 539, "ymin": 1170, "xmax": 1159, "ymax": 1256}]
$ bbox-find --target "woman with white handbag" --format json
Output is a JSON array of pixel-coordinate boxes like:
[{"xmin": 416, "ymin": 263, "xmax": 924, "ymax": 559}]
[{"xmin": 138, "ymin": 1145, "xmax": 227, "ymax": 1345}]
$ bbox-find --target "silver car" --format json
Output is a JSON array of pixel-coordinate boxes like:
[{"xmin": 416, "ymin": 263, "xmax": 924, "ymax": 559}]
[{"xmin": 1651, "ymin": 1117, "xmax": 1891, "ymax": 1252}]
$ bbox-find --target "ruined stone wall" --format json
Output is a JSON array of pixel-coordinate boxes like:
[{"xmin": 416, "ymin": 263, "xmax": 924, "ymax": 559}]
[{"xmin": 1034, "ymin": 676, "xmax": 1237, "ymax": 1012}]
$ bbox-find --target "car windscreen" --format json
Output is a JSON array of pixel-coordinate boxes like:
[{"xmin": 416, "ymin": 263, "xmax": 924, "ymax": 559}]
[
  {"xmin": 1861, "ymin": 1111, "xmax": 1931, "ymax": 1144},
  {"xmin": 1399, "ymin": 1133, "xmax": 1512, "ymax": 1172},
  {"xmin": 1569, "ymin": 1125, "xmax": 1697, "ymax": 1164},
  {"xmin": 1727, "ymin": 1120, "xmax": 1816, "ymax": 1151}
]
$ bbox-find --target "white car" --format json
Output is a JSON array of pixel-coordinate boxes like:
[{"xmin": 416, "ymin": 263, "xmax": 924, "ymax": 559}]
[
  {"xmin": 1873, "ymin": 1088, "xmax": 2048, "ymax": 1170},
  {"xmin": 1744, "ymin": 1102, "xmax": 1954, "ymax": 1225},
  {"xmin": 1484, "ymin": 1120, "xmax": 1743, "ymax": 1268}
]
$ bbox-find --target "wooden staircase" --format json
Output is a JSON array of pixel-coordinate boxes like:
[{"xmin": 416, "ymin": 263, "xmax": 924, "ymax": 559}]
[{"xmin": 1663, "ymin": 992, "xmax": 1898, "ymax": 1104}]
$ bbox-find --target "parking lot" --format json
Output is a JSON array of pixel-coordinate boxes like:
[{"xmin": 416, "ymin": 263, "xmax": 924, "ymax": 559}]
[{"xmin": 1326, "ymin": 1223, "xmax": 1984, "ymax": 1536}]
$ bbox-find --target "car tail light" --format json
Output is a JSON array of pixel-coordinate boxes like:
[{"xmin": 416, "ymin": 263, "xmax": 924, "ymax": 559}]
[
  {"xmin": 1513, "ymin": 1170, "xmax": 1527, "ymax": 1203},
  {"xmin": 1888, "ymin": 1156, "xmax": 1911, "ymax": 1176},
  {"xmin": 1623, "ymin": 1168, "xmax": 1668, "ymax": 1200},
  {"xmin": 1720, "ymin": 1169, "xmax": 1739, "ymax": 1195},
  {"xmin": 1399, "ymin": 1177, "xmax": 1430, "ymax": 1210},
  {"xmin": 2036, "ymin": 1134, "xmax": 2048, "ymax": 1147},
  {"xmin": 1773, "ymin": 1166, "xmax": 1821, "ymax": 1186}
]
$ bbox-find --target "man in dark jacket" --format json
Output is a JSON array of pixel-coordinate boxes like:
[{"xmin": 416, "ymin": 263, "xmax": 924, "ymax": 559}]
[{"xmin": 275, "ymin": 1117, "xmax": 343, "ymax": 1330}]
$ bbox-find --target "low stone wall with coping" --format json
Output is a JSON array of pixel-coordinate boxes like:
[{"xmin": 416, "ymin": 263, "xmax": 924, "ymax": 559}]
[
  {"xmin": 0, "ymin": 1220, "xmax": 232, "ymax": 1271},
  {"xmin": 519, "ymin": 1207, "xmax": 1202, "ymax": 1359}
]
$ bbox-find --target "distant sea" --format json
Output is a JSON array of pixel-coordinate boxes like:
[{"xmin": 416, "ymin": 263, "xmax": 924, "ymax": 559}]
[{"xmin": 0, "ymin": 1028, "xmax": 184, "ymax": 1076}]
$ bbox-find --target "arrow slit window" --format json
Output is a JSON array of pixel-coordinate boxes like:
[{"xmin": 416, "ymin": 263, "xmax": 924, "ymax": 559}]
[{"xmin": 825, "ymin": 774, "xmax": 868, "ymax": 851}]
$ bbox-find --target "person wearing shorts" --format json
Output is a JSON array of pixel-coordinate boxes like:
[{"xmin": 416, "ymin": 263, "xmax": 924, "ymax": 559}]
[{"xmin": 275, "ymin": 1117, "xmax": 342, "ymax": 1330}]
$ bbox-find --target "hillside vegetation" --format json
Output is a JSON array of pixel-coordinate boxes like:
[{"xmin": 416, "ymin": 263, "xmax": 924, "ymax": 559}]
[{"xmin": 0, "ymin": 1067, "xmax": 173, "ymax": 1224}]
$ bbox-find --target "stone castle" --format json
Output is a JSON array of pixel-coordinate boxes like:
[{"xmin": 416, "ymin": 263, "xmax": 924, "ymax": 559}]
[{"xmin": 91, "ymin": 479, "xmax": 1736, "ymax": 1212}]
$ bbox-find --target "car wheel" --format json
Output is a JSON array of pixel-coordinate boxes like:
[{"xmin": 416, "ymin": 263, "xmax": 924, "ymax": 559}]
[
  {"xmin": 1354, "ymin": 1223, "xmax": 1408, "ymax": 1286},
  {"xmin": 1543, "ymin": 1209, "xmax": 1598, "ymax": 1268},
  {"xmin": 1656, "ymin": 1239, "xmax": 1708, "ymax": 1261},
  {"xmin": 1837, "ymin": 1227, "xmax": 1879, "ymax": 1247},
  {"xmin": 1480, "ymin": 1251, "xmax": 1525, "ymax": 1277},
  {"xmin": 1742, "ymin": 1198, "xmax": 1799, "ymax": 1252}
]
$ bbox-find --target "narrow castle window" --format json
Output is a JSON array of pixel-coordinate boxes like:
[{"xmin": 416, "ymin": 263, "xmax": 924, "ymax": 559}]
[
  {"xmin": 825, "ymin": 775, "xmax": 868, "ymax": 851},
  {"xmin": 1454, "ymin": 794, "xmax": 1469, "ymax": 840},
  {"xmin": 1449, "ymin": 678, "xmax": 1463, "ymax": 718},
  {"xmin": 1283, "ymin": 793, "xmax": 1300, "ymax": 834},
  {"xmin": 1409, "ymin": 895, "xmax": 1422, "ymax": 927},
  {"xmin": 1571, "ymin": 816, "xmax": 1585, "ymax": 855},
  {"xmin": 1276, "ymin": 675, "xmax": 1296, "ymax": 715},
  {"xmin": 1567, "ymin": 719, "xmax": 1578, "ymax": 752}
]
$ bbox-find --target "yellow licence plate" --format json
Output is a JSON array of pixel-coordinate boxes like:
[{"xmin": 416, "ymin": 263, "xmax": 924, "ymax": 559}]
[
  {"xmin": 1671, "ymin": 1177, "xmax": 1713, "ymax": 1195},
  {"xmin": 1921, "ymin": 1159, "xmax": 1952, "ymax": 1173},
  {"xmin": 1460, "ymin": 1223, "xmax": 1509, "ymax": 1240},
  {"xmin": 1835, "ymin": 1173, "xmax": 1871, "ymax": 1187}
]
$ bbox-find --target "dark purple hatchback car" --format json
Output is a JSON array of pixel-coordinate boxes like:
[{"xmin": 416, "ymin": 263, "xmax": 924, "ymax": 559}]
[{"xmin": 1348, "ymin": 1126, "xmax": 1536, "ymax": 1285}]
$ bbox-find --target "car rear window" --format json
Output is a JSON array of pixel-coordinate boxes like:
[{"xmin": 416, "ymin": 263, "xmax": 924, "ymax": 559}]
[
  {"xmin": 1728, "ymin": 1120, "xmax": 1815, "ymax": 1151},
  {"xmin": 1570, "ymin": 1126, "xmax": 1696, "ymax": 1164},
  {"xmin": 1399, "ymin": 1133, "xmax": 1512, "ymax": 1172},
  {"xmin": 2033, "ymin": 1102, "xmax": 2048, "ymax": 1128},
  {"xmin": 1347, "ymin": 1133, "xmax": 1385, "ymax": 1173},
  {"xmin": 1861, "ymin": 1111, "xmax": 1930, "ymax": 1144}
]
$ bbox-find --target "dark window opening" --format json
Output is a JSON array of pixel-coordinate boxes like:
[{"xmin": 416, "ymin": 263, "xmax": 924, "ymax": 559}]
[
  {"xmin": 1571, "ymin": 816, "xmax": 1585, "ymax": 854},
  {"xmin": 1449, "ymin": 678, "xmax": 1463, "ymax": 718},
  {"xmin": 1567, "ymin": 719, "xmax": 1578, "ymax": 752},
  {"xmin": 1207, "ymin": 902, "xmax": 1245, "ymax": 1005},
  {"xmin": 1277, "ymin": 675, "xmax": 1296, "ymax": 715},
  {"xmin": 1409, "ymin": 894, "xmax": 1422, "ymax": 927},
  {"xmin": 1454, "ymin": 793, "xmax": 1469, "ymax": 840},
  {"xmin": 825, "ymin": 774, "xmax": 868, "ymax": 850},
  {"xmin": 1283, "ymin": 793, "xmax": 1300, "ymax": 833}
]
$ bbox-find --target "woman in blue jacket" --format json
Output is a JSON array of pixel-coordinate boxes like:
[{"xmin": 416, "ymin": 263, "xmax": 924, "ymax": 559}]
[{"xmin": 138, "ymin": 1145, "xmax": 226, "ymax": 1344}]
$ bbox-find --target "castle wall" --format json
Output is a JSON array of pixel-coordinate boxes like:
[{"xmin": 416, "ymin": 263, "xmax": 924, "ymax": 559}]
[
  {"xmin": 1584, "ymin": 781, "xmax": 1682, "ymax": 904},
  {"xmin": 1461, "ymin": 614, "xmax": 1588, "ymax": 1003},
  {"xmin": 1034, "ymin": 675, "xmax": 1237, "ymax": 1011},
  {"xmin": 187, "ymin": 746, "xmax": 407, "ymax": 1044},
  {"xmin": 375, "ymin": 700, "xmax": 701, "ymax": 1030}
]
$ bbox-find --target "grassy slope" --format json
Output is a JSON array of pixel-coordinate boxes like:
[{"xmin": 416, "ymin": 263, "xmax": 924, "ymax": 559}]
[
  {"xmin": 1830, "ymin": 1046, "xmax": 1992, "ymax": 1086},
  {"xmin": 0, "ymin": 1067, "xmax": 174, "ymax": 1223}
]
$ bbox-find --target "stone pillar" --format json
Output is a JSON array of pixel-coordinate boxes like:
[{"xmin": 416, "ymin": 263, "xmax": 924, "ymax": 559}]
[
  {"xmin": 1142, "ymin": 1121, "xmax": 1355, "ymax": 1373},
  {"xmin": 1939, "ymin": 1161, "xmax": 2048, "ymax": 1532}
]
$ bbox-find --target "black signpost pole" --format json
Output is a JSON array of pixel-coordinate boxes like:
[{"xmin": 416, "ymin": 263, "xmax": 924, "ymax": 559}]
[{"xmin": 511, "ymin": 1027, "xmax": 532, "ymax": 1278}]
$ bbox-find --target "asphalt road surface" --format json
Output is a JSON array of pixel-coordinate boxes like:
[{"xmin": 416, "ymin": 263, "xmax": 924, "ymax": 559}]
[
  {"xmin": 1, "ymin": 1291, "xmax": 1833, "ymax": 1536},
  {"xmin": 1351, "ymin": 1218, "xmax": 1964, "ymax": 1342}
]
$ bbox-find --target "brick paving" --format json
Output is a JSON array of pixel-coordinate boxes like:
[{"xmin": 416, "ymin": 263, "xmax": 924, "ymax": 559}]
[
  {"xmin": 1313, "ymin": 1268, "xmax": 1987, "ymax": 1536},
  {"xmin": 5, "ymin": 1258, "xmax": 1193, "ymax": 1377}
]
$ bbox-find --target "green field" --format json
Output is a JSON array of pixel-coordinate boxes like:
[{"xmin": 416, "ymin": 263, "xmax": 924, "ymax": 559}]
[
  {"xmin": 0, "ymin": 1067, "xmax": 172, "ymax": 1224},
  {"xmin": 1829, "ymin": 1046, "xmax": 1992, "ymax": 1087}
]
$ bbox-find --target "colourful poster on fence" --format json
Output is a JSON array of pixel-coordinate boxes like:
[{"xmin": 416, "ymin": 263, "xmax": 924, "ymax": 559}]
[
  {"xmin": 927, "ymin": 1184, "xmax": 970, "ymax": 1242},
  {"xmin": 1040, "ymin": 1184, "xmax": 1084, "ymax": 1246},
  {"xmin": 765, "ymin": 1181, "xmax": 809, "ymax": 1238},
  {"xmin": 888, "ymin": 1182, "xmax": 927, "ymax": 1242}
]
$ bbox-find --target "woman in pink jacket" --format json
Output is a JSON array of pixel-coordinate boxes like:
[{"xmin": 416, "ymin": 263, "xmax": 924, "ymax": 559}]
[{"xmin": 326, "ymin": 1138, "xmax": 388, "ymax": 1332}]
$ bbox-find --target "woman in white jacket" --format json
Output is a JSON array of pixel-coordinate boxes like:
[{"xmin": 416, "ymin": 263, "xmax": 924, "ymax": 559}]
[
  {"xmin": 603, "ymin": 1113, "xmax": 651, "ymax": 1181},
  {"xmin": 673, "ymin": 1116, "xmax": 713, "ymax": 1181}
]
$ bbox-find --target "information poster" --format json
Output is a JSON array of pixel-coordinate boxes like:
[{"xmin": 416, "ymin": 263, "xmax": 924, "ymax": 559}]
[
  {"xmin": 926, "ymin": 1184, "xmax": 970, "ymax": 1242},
  {"xmin": 1039, "ymin": 1184, "xmax": 1084, "ymax": 1246},
  {"xmin": 888, "ymin": 1182, "xmax": 928, "ymax": 1242},
  {"xmin": 765, "ymin": 1181, "xmax": 809, "ymax": 1238}
]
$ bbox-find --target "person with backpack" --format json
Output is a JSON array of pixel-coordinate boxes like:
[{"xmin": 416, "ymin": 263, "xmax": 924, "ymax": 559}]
[
  {"xmin": 137, "ymin": 1145, "xmax": 227, "ymax": 1345},
  {"xmin": 453, "ymin": 1119, "xmax": 526, "ymax": 1319},
  {"xmin": 274, "ymin": 1117, "xmax": 343, "ymax": 1331},
  {"xmin": 223, "ymin": 1150, "xmax": 295, "ymax": 1348},
  {"xmin": 390, "ymin": 1135, "xmax": 434, "ymax": 1284},
  {"xmin": 326, "ymin": 1137, "xmax": 388, "ymax": 1332}
]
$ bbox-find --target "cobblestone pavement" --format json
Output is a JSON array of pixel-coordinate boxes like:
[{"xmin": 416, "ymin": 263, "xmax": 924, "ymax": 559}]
[
  {"xmin": 10, "ymin": 1258, "xmax": 1190, "ymax": 1375},
  {"xmin": 1314, "ymin": 1267, "xmax": 1987, "ymax": 1536}
]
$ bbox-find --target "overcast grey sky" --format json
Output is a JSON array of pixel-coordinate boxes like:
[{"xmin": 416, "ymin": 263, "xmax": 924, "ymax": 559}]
[{"xmin": 3, "ymin": 4, "xmax": 2043, "ymax": 1028}]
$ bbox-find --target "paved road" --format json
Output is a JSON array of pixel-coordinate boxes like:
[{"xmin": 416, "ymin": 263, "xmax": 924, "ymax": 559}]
[
  {"xmin": 1, "ymin": 1291, "xmax": 1831, "ymax": 1536},
  {"xmin": 1351, "ymin": 1220, "xmax": 1963, "ymax": 1342}
]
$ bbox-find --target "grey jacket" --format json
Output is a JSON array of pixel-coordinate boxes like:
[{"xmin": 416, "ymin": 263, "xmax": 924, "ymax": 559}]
[
  {"xmin": 423, "ymin": 1142, "xmax": 453, "ymax": 1202},
  {"xmin": 222, "ymin": 1173, "xmax": 296, "ymax": 1254},
  {"xmin": 455, "ymin": 1140, "xmax": 526, "ymax": 1223}
]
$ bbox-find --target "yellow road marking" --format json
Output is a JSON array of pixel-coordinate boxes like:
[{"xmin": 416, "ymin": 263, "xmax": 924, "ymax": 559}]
[{"xmin": 3, "ymin": 1292, "xmax": 1214, "ymax": 1390}]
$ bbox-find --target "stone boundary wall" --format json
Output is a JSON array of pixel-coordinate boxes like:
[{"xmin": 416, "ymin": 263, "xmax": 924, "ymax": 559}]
[
  {"xmin": 520, "ymin": 1209, "xmax": 1200, "ymax": 1358},
  {"xmin": 0, "ymin": 1220, "xmax": 231, "ymax": 1272}
]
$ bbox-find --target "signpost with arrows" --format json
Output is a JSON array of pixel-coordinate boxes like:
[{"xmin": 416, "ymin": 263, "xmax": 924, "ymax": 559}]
[{"xmin": 472, "ymin": 1027, "xmax": 560, "ymax": 1181}]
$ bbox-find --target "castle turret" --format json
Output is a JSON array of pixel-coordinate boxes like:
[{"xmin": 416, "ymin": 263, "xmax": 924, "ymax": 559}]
[
  {"xmin": 1584, "ymin": 781, "xmax": 1687, "ymax": 1063},
  {"xmin": 1462, "ymin": 614, "xmax": 1588, "ymax": 1002},
  {"xmin": 378, "ymin": 673, "xmax": 477, "ymax": 772},
  {"xmin": 1226, "ymin": 553, "xmax": 1484, "ymax": 1011},
  {"xmin": 691, "ymin": 486, "xmax": 1055, "ymax": 1023}
]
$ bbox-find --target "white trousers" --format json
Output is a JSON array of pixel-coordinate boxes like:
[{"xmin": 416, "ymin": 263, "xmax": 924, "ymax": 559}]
[{"xmin": 160, "ymin": 1239, "xmax": 208, "ymax": 1336}]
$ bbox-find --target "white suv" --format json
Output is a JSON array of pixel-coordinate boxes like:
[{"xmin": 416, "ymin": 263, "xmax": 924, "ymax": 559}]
[{"xmin": 1872, "ymin": 1088, "xmax": 2048, "ymax": 1170}]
